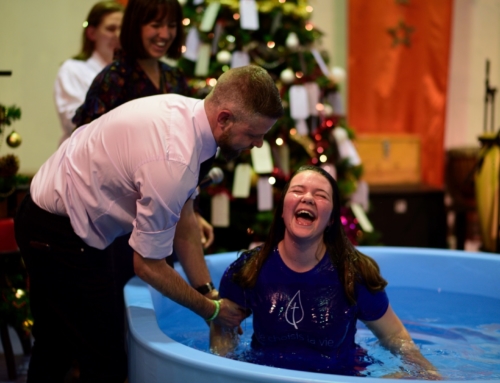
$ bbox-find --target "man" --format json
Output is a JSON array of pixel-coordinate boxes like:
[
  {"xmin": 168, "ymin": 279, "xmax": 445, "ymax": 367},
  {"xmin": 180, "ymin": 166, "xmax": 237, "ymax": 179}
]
[{"xmin": 15, "ymin": 65, "xmax": 284, "ymax": 382}]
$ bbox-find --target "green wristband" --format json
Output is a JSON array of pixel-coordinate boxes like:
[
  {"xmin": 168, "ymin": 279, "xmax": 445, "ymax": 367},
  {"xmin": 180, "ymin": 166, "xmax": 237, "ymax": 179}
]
[{"xmin": 206, "ymin": 299, "xmax": 221, "ymax": 322}]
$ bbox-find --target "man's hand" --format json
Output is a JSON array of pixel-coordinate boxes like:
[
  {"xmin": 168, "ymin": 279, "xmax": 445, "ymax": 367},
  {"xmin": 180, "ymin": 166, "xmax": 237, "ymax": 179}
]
[
  {"xmin": 204, "ymin": 288, "xmax": 220, "ymax": 300},
  {"xmin": 196, "ymin": 212, "xmax": 214, "ymax": 249},
  {"xmin": 212, "ymin": 298, "xmax": 246, "ymax": 328}
]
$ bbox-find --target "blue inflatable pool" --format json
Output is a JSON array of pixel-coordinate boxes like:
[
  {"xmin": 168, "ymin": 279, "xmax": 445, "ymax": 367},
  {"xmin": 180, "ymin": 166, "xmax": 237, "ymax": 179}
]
[{"xmin": 125, "ymin": 247, "xmax": 500, "ymax": 382}]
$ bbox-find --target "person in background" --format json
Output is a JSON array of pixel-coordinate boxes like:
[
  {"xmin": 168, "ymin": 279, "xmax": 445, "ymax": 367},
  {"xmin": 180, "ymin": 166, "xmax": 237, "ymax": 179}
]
[
  {"xmin": 15, "ymin": 65, "xmax": 284, "ymax": 383},
  {"xmin": 72, "ymin": 0, "xmax": 188, "ymax": 127},
  {"xmin": 210, "ymin": 165, "xmax": 441, "ymax": 380},
  {"xmin": 72, "ymin": 0, "xmax": 214, "ymax": 251},
  {"xmin": 54, "ymin": 1, "xmax": 124, "ymax": 146}
]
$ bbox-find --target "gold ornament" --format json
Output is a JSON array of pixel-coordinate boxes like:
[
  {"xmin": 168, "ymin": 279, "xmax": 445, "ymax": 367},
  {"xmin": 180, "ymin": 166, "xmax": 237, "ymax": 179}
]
[
  {"xmin": 250, "ymin": 167, "xmax": 259, "ymax": 187},
  {"xmin": 289, "ymin": 133, "xmax": 316, "ymax": 158},
  {"xmin": 6, "ymin": 131, "xmax": 22, "ymax": 148}
]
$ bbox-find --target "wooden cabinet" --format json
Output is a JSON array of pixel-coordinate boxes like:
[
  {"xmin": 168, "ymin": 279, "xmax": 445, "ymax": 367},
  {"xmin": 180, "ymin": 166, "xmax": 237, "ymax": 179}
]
[{"xmin": 354, "ymin": 134, "xmax": 421, "ymax": 185}]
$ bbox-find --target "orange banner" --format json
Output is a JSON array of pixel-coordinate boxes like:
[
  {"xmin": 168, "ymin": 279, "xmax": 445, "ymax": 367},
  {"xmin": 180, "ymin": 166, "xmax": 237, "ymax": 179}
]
[{"xmin": 348, "ymin": 0, "xmax": 453, "ymax": 187}]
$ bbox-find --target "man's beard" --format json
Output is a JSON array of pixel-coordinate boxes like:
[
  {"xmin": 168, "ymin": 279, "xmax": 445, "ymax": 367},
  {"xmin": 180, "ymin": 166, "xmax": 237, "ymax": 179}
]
[{"xmin": 218, "ymin": 129, "xmax": 240, "ymax": 161}]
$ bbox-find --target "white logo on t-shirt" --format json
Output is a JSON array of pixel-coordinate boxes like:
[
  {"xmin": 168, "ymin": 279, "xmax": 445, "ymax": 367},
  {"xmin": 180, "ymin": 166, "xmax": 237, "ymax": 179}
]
[{"xmin": 285, "ymin": 290, "xmax": 304, "ymax": 329}]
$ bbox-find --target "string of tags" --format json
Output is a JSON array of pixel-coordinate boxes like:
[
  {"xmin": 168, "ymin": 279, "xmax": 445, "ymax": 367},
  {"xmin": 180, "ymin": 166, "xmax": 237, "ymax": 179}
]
[
  {"xmin": 182, "ymin": 0, "xmax": 336, "ymax": 83},
  {"xmin": 184, "ymin": 0, "xmax": 257, "ymax": 75},
  {"xmin": 211, "ymin": 140, "xmax": 276, "ymax": 227},
  {"xmin": 287, "ymin": 50, "xmax": 343, "ymax": 135}
]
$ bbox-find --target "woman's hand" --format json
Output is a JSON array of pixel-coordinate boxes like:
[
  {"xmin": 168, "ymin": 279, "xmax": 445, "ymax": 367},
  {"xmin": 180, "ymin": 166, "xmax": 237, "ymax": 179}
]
[
  {"xmin": 382, "ymin": 369, "xmax": 442, "ymax": 380},
  {"xmin": 364, "ymin": 305, "xmax": 441, "ymax": 380},
  {"xmin": 209, "ymin": 299, "xmax": 249, "ymax": 356}
]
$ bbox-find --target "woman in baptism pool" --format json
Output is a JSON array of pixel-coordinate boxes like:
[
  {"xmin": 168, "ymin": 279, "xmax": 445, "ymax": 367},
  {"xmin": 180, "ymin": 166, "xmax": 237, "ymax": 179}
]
[{"xmin": 210, "ymin": 165, "xmax": 441, "ymax": 379}]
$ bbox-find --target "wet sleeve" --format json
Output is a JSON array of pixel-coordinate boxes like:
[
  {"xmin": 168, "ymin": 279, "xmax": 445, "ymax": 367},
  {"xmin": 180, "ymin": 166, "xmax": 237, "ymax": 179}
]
[
  {"xmin": 356, "ymin": 283, "xmax": 389, "ymax": 321},
  {"xmin": 218, "ymin": 256, "xmax": 250, "ymax": 309}
]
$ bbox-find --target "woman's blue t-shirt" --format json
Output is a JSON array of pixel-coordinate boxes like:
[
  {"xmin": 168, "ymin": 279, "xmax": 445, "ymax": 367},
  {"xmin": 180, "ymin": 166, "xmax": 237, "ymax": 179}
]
[{"xmin": 219, "ymin": 247, "xmax": 389, "ymax": 374}]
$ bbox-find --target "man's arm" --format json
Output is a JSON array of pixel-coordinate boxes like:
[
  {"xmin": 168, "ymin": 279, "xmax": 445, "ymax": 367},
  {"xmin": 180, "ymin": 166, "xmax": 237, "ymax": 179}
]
[
  {"xmin": 173, "ymin": 199, "xmax": 213, "ymax": 289},
  {"xmin": 133, "ymin": 250, "xmax": 244, "ymax": 327}
]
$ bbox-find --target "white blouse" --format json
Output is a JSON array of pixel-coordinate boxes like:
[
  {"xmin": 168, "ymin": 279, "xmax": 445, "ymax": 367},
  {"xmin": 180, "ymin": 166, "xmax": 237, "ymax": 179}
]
[{"xmin": 53, "ymin": 51, "xmax": 107, "ymax": 146}]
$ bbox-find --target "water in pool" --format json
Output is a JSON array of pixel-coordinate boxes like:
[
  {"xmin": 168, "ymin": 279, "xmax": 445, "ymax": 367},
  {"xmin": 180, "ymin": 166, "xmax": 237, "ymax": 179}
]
[{"xmin": 159, "ymin": 286, "xmax": 500, "ymax": 380}]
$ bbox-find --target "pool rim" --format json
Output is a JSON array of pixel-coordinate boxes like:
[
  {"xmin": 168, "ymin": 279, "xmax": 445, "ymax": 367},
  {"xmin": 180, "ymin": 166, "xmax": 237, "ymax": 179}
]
[{"xmin": 125, "ymin": 246, "xmax": 500, "ymax": 383}]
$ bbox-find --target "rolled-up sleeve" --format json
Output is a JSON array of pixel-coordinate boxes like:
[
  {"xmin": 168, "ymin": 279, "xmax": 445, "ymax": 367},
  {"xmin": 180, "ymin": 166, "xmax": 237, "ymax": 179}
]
[{"xmin": 130, "ymin": 158, "xmax": 197, "ymax": 259}]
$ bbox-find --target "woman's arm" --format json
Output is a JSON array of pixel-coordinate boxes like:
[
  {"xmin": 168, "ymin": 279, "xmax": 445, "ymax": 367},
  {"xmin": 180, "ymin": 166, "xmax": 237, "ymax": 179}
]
[
  {"xmin": 363, "ymin": 304, "xmax": 441, "ymax": 380},
  {"xmin": 210, "ymin": 322, "xmax": 240, "ymax": 356},
  {"xmin": 209, "ymin": 257, "xmax": 250, "ymax": 356}
]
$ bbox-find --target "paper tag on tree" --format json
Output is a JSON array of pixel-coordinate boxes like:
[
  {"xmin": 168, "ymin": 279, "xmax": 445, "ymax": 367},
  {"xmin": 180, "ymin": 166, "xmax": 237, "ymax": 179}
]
[
  {"xmin": 333, "ymin": 127, "xmax": 362, "ymax": 166},
  {"xmin": 350, "ymin": 181, "xmax": 369, "ymax": 212},
  {"xmin": 295, "ymin": 119, "xmax": 308, "ymax": 135},
  {"xmin": 257, "ymin": 177, "xmax": 273, "ymax": 211},
  {"xmin": 231, "ymin": 51, "xmax": 250, "ymax": 68},
  {"xmin": 251, "ymin": 141, "xmax": 274, "ymax": 174},
  {"xmin": 328, "ymin": 91, "xmax": 345, "ymax": 115},
  {"xmin": 311, "ymin": 48, "xmax": 330, "ymax": 77},
  {"xmin": 232, "ymin": 163, "xmax": 252, "ymax": 198},
  {"xmin": 212, "ymin": 22, "xmax": 224, "ymax": 54},
  {"xmin": 211, "ymin": 193, "xmax": 230, "ymax": 227},
  {"xmin": 351, "ymin": 202, "xmax": 373, "ymax": 233},
  {"xmin": 341, "ymin": 140, "xmax": 361, "ymax": 166},
  {"xmin": 194, "ymin": 44, "xmax": 211, "ymax": 77},
  {"xmin": 240, "ymin": 0, "xmax": 259, "ymax": 31},
  {"xmin": 304, "ymin": 82, "xmax": 320, "ymax": 116},
  {"xmin": 289, "ymin": 85, "xmax": 310, "ymax": 120},
  {"xmin": 183, "ymin": 28, "xmax": 200, "ymax": 61},
  {"xmin": 200, "ymin": 1, "xmax": 221, "ymax": 32}
]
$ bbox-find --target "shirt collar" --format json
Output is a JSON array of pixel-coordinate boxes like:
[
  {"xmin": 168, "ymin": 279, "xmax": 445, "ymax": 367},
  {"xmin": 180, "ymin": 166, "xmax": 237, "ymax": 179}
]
[
  {"xmin": 87, "ymin": 51, "xmax": 108, "ymax": 72},
  {"xmin": 194, "ymin": 99, "xmax": 217, "ymax": 163}
]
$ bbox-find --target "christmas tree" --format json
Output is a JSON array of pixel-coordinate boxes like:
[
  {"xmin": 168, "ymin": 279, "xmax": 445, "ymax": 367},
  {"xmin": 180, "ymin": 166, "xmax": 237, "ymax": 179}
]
[{"xmin": 177, "ymin": 0, "xmax": 378, "ymax": 251}]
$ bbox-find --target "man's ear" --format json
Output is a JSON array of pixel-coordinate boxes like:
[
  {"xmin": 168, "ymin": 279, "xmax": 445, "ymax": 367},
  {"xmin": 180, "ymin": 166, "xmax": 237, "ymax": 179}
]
[
  {"xmin": 217, "ymin": 110, "xmax": 233, "ymax": 131},
  {"xmin": 86, "ymin": 26, "xmax": 97, "ymax": 42}
]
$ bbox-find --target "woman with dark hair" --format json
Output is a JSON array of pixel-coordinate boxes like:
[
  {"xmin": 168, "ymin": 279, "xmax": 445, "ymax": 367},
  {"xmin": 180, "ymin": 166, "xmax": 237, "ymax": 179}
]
[
  {"xmin": 54, "ymin": 1, "xmax": 124, "ymax": 146},
  {"xmin": 211, "ymin": 165, "xmax": 440, "ymax": 379},
  {"xmin": 72, "ymin": 0, "xmax": 188, "ymax": 127}
]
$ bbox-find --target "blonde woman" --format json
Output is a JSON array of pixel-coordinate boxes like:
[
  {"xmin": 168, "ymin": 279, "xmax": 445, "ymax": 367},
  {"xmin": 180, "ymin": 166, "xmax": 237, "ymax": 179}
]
[{"xmin": 54, "ymin": 1, "xmax": 124, "ymax": 146}]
